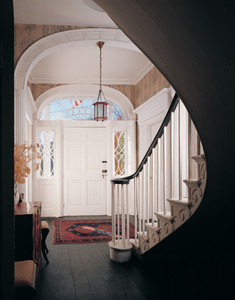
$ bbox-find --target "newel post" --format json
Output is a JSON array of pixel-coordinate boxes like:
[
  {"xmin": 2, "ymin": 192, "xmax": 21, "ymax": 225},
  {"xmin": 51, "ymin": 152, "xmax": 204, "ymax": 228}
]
[{"xmin": 109, "ymin": 180, "xmax": 133, "ymax": 263}]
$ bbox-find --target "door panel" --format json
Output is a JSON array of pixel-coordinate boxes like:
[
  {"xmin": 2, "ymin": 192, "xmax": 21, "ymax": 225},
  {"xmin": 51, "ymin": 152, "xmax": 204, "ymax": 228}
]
[
  {"xmin": 87, "ymin": 181, "xmax": 102, "ymax": 206},
  {"xmin": 63, "ymin": 128, "xmax": 106, "ymax": 216},
  {"xmin": 68, "ymin": 180, "xmax": 83, "ymax": 206}
]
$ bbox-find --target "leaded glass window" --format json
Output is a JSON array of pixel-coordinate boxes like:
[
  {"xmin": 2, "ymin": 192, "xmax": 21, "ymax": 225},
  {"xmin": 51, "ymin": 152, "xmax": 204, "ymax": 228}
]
[
  {"xmin": 39, "ymin": 131, "xmax": 55, "ymax": 178},
  {"xmin": 40, "ymin": 97, "xmax": 124, "ymax": 121},
  {"xmin": 113, "ymin": 131, "xmax": 126, "ymax": 176}
]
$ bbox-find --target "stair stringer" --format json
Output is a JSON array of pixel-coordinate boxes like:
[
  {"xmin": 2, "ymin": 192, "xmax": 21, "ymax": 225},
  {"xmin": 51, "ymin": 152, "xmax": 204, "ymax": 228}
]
[{"xmin": 132, "ymin": 154, "xmax": 207, "ymax": 256}]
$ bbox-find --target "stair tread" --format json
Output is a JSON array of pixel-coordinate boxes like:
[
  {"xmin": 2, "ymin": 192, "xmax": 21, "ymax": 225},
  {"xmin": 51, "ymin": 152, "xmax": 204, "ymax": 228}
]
[
  {"xmin": 183, "ymin": 179, "xmax": 200, "ymax": 186},
  {"xmin": 146, "ymin": 222, "xmax": 158, "ymax": 229},
  {"xmin": 145, "ymin": 222, "xmax": 158, "ymax": 228},
  {"xmin": 192, "ymin": 154, "xmax": 206, "ymax": 162},
  {"xmin": 184, "ymin": 178, "xmax": 199, "ymax": 183},
  {"xmin": 167, "ymin": 198, "xmax": 190, "ymax": 206},
  {"xmin": 155, "ymin": 212, "xmax": 173, "ymax": 220}
]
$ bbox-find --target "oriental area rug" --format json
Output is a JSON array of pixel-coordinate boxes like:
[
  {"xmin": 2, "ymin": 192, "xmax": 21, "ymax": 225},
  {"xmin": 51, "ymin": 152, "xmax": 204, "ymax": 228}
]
[{"xmin": 53, "ymin": 218, "xmax": 135, "ymax": 245}]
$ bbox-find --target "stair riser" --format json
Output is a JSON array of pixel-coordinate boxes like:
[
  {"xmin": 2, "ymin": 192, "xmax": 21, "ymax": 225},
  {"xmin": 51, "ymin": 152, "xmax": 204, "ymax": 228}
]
[{"xmin": 135, "ymin": 155, "xmax": 207, "ymax": 255}]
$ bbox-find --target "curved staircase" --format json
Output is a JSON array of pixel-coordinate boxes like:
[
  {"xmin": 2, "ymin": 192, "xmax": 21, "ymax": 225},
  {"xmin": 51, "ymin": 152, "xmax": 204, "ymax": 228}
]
[{"xmin": 108, "ymin": 94, "xmax": 207, "ymax": 262}]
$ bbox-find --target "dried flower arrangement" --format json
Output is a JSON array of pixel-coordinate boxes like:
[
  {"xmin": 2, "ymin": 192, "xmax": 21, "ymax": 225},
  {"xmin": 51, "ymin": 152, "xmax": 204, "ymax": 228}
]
[{"xmin": 14, "ymin": 142, "xmax": 41, "ymax": 184}]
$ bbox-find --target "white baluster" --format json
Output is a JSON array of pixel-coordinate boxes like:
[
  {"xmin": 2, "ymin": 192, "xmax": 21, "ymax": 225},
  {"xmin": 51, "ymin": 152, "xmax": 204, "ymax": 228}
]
[
  {"xmin": 148, "ymin": 155, "xmax": 153, "ymax": 224},
  {"xmin": 156, "ymin": 145, "xmax": 159, "ymax": 214},
  {"xmin": 171, "ymin": 112, "xmax": 174, "ymax": 198},
  {"xmin": 142, "ymin": 169, "xmax": 145, "ymax": 234},
  {"xmin": 178, "ymin": 101, "xmax": 182, "ymax": 199},
  {"xmin": 137, "ymin": 175, "xmax": 140, "ymax": 236},
  {"xmin": 163, "ymin": 129, "xmax": 166, "ymax": 215},
  {"xmin": 112, "ymin": 183, "xmax": 115, "ymax": 244},
  {"xmin": 165, "ymin": 121, "xmax": 172, "ymax": 214},
  {"xmin": 117, "ymin": 184, "xmax": 120, "ymax": 241},
  {"xmin": 126, "ymin": 184, "xmax": 129, "ymax": 245},
  {"xmin": 146, "ymin": 160, "xmax": 149, "ymax": 223},
  {"xmin": 188, "ymin": 114, "xmax": 192, "ymax": 180},
  {"xmin": 134, "ymin": 177, "xmax": 137, "ymax": 243},
  {"xmin": 157, "ymin": 140, "xmax": 161, "ymax": 213},
  {"xmin": 152, "ymin": 148, "xmax": 156, "ymax": 225},
  {"xmin": 121, "ymin": 185, "xmax": 125, "ymax": 247},
  {"xmin": 159, "ymin": 137, "xmax": 164, "ymax": 213},
  {"xmin": 143, "ymin": 164, "xmax": 147, "ymax": 233},
  {"xmin": 139, "ymin": 171, "xmax": 143, "ymax": 233}
]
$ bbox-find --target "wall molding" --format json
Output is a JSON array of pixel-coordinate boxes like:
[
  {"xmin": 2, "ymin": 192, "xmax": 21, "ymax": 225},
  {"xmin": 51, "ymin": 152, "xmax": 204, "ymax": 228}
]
[{"xmin": 28, "ymin": 61, "xmax": 154, "ymax": 86}]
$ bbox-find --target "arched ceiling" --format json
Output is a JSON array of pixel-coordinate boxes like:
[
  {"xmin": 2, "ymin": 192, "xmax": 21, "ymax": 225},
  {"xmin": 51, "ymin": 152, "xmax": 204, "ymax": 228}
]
[
  {"xmin": 29, "ymin": 45, "xmax": 151, "ymax": 85},
  {"xmin": 13, "ymin": 0, "xmax": 153, "ymax": 86}
]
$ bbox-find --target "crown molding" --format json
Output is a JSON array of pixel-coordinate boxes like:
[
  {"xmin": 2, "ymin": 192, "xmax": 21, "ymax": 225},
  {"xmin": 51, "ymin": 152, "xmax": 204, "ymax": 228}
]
[{"xmin": 28, "ymin": 61, "xmax": 154, "ymax": 86}]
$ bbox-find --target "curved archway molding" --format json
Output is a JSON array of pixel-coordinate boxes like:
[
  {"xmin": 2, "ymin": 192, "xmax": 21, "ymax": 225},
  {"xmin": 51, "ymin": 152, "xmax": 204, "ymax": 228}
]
[
  {"xmin": 35, "ymin": 84, "xmax": 135, "ymax": 121},
  {"xmin": 15, "ymin": 28, "xmax": 142, "ymax": 90}
]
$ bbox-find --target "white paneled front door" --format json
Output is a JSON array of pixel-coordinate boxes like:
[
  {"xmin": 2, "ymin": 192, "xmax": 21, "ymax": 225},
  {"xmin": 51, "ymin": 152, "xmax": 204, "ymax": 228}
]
[{"xmin": 63, "ymin": 127, "xmax": 106, "ymax": 215}]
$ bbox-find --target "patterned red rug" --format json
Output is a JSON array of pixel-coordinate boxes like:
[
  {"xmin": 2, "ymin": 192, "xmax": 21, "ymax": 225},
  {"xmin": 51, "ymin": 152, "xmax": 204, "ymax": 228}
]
[{"xmin": 53, "ymin": 218, "xmax": 135, "ymax": 245}]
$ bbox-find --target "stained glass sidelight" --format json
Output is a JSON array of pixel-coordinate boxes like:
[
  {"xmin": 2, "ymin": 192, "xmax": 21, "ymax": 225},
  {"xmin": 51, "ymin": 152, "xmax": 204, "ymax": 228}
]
[
  {"xmin": 39, "ymin": 131, "xmax": 55, "ymax": 178},
  {"xmin": 113, "ymin": 131, "xmax": 126, "ymax": 176}
]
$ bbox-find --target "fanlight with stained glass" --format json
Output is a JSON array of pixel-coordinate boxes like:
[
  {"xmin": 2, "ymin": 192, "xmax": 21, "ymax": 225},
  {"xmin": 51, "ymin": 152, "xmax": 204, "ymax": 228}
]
[{"xmin": 40, "ymin": 97, "xmax": 124, "ymax": 121}]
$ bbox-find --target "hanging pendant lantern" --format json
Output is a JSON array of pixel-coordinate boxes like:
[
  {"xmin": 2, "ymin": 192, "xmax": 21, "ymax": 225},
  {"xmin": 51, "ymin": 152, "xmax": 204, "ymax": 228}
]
[{"xmin": 93, "ymin": 41, "xmax": 108, "ymax": 121}]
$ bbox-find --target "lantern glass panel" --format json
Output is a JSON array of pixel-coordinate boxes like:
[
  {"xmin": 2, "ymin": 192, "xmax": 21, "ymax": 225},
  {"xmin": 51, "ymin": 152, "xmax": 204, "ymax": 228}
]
[{"xmin": 98, "ymin": 103, "xmax": 103, "ymax": 118}]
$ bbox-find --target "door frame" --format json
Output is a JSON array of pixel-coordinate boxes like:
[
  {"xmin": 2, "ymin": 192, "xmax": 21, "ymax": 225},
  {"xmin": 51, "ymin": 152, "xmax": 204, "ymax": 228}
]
[{"xmin": 33, "ymin": 119, "xmax": 136, "ymax": 217}]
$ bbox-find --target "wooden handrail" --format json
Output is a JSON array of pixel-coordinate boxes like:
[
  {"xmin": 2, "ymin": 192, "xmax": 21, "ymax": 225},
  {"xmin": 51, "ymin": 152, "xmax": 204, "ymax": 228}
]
[{"xmin": 111, "ymin": 93, "xmax": 179, "ymax": 184}]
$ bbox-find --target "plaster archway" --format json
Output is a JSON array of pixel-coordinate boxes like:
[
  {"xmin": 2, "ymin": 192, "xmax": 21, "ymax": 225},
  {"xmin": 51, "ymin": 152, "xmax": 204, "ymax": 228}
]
[
  {"xmin": 35, "ymin": 84, "xmax": 135, "ymax": 120},
  {"xmin": 15, "ymin": 28, "xmax": 143, "ymax": 90}
]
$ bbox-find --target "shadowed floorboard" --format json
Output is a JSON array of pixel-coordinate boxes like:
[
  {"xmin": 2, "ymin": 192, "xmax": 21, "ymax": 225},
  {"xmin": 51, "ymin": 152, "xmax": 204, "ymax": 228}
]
[
  {"xmin": 34, "ymin": 216, "xmax": 154, "ymax": 300},
  {"xmin": 35, "ymin": 216, "xmax": 232, "ymax": 300}
]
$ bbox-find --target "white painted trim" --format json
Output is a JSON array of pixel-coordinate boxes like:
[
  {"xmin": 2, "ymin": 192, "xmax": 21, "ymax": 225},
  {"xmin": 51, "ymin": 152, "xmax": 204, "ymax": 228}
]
[
  {"xmin": 15, "ymin": 28, "xmax": 145, "ymax": 90},
  {"xmin": 132, "ymin": 63, "xmax": 154, "ymax": 85},
  {"xmin": 28, "ymin": 61, "xmax": 154, "ymax": 86},
  {"xmin": 26, "ymin": 86, "xmax": 37, "ymax": 113},
  {"xmin": 35, "ymin": 84, "xmax": 136, "ymax": 121},
  {"xmin": 134, "ymin": 87, "xmax": 172, "ymax": 162},
  {"xmin": 133, "ymin": 87, "xmax": 172, "ymax": 124}
]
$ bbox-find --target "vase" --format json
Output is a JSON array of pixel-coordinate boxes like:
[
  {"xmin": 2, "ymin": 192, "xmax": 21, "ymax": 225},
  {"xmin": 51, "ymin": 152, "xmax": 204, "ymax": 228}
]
[
  {"xmin": 14, "ymin": 192, "xmax": 19, "ymax": 206},
  {"xmin": 14, "ymin": 182, "xmax": 19, "ymax": 206}
]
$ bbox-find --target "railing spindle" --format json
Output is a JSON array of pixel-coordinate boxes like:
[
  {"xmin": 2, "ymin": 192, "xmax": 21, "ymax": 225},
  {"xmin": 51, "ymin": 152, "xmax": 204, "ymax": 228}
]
[
  {"xmin": 146, "ymin": 160, "xmax": 149, "ymax": 223},
  {"xmin": 140, "ymin": 171, "xmax": 143, "ymax": 233},
  {"xmin": 126, "ymin": 184, "xmax": 129, "ymax": 245},
  {"xmin": 178, "ymin": 101, "xmax": 182, "ymax": 199},
  {"xmin": 117, "ymin": 184, "xmax": 120, "ymax": 241},
  {"xmin": 134, "ymin": 177, "xmax": 137, "ymax": 243},
  {"xmin": 143, "ymin": 164, "xmax": 147, "ymax": 231},
  {"xmin": 165, "ymin": 122, "xmax": 172, "ymax": 213},
  {"xmin": 187, "ymin": 113, "xmax": 191, "ymax": 181},
  {"xmin": 156, "ymin": 145, "xmax": 159, "ymax": 214},
  {"xmin": 171, "ymin": 112, "xmax": 174, "ymax": 198},
  {"xmin": 163, "ymin": 129, "xmax": 166, "ymax": 214},
  {"xmin": 112, "ymin": 183, "xmax": 115, "ymax": 244},
  {"xmin": 121, "ymin": 185, "xmax": 125, "ymax": 247},
  {"xmin": 157, "ymin": 140, "xmax": 161, "ymax": 213},
  {"xmin": 152, "ymin": 148, "xmax": 156, "ymax": 225}
]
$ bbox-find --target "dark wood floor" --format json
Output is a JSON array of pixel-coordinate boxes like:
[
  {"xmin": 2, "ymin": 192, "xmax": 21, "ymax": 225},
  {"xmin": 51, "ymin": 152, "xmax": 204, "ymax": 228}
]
[
  {"xmin": 36, "ymin": 216, "xmax": 155, "ymax": 300},
  {"xmin": 34, "ymin": 216, "xmax": 233, "ymax": 300}
]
